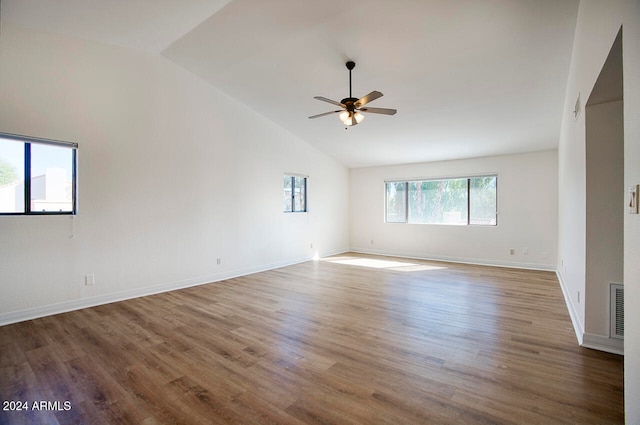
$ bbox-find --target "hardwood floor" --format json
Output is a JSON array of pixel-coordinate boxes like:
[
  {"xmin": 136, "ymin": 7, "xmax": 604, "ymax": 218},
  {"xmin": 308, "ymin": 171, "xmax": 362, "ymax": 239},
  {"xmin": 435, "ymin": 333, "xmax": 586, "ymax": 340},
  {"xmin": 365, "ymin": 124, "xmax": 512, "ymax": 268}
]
[{"xmin": 0, "ymin": 253, "xmax": 623, "ymax": 424}]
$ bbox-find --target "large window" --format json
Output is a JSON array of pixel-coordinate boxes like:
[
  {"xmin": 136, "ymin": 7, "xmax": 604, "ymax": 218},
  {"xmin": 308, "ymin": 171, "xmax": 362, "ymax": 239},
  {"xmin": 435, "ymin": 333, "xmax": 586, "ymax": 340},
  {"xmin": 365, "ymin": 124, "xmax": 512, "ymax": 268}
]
[
  {"xmin": 385, "ymin": 175, "xmax": 497, "ymax": 225},
  {"xmin": 0, "ymin": 132, "xmax": 77, "ymax": 215},
  {"xmin": 283, "ymin": 174, "xmax": 307, "ymax": 213}
]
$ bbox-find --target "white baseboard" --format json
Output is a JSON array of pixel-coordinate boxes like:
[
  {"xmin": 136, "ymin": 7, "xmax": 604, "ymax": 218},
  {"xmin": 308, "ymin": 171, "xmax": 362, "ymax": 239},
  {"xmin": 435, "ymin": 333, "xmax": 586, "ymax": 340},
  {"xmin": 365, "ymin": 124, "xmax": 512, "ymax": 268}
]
[
  {"xmin": 582, "ymin": 333, "xmax": 624, "ymax": 355},
  {"xmin": 349, "ymin": 247, "xmax": 557, "ymax": 271},
  {"xmin": 0, "ymin": 251, "xmax": 348, "ymax": 327},
  {"xmin": 541, "ymin": 271, "xmax": 624, "ymax": 355},
  {"xmin": 555, "ymin": 270, "xmax": 584, "ymax": 345}
]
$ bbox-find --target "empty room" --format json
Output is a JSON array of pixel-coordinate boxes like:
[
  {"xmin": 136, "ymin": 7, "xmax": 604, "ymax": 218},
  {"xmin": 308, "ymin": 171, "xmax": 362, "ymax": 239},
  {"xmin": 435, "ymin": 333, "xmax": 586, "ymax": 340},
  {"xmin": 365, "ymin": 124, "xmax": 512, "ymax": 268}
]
[{"xmin": 1, "ymin": 1, "xmax": 639, "ymax": 424}]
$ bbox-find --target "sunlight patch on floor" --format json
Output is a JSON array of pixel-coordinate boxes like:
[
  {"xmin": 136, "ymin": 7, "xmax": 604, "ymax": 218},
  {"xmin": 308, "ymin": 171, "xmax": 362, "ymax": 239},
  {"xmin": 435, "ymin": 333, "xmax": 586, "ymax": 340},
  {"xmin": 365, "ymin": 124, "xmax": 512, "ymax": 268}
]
[{"xmin": 323, "ymin": 256, "xmax": 446, "ymax": 272}]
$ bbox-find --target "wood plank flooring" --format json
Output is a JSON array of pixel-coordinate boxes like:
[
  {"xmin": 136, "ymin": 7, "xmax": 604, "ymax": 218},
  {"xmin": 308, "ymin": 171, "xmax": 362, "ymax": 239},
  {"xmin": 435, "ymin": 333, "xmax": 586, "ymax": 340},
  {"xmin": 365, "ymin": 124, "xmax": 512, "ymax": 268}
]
[{"xmin": 0, "ymin": 253, "xmax": 624, "ymax": 424}]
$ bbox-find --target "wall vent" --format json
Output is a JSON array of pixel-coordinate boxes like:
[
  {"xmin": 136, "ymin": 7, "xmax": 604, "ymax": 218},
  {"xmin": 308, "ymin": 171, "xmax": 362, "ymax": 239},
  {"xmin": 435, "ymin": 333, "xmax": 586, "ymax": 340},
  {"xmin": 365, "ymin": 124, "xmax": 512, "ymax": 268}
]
[{"xmin": 610, "ymin": 283, "xmax": 624, "ymax": 339}]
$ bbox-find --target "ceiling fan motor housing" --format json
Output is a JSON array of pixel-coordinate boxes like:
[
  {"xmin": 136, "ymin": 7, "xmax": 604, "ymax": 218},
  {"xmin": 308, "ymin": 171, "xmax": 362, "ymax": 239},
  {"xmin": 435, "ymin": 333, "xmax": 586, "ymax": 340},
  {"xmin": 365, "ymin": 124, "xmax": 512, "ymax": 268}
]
[{"xmin": 341, "ymin": 97, "xmax": 359, "ymax": 112}]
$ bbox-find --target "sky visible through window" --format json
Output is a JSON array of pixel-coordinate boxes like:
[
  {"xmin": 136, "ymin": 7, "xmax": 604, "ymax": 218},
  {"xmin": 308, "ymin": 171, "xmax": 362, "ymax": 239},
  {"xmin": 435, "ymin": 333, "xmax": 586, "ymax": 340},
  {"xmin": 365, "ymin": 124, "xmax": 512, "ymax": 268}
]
[
  {"xmin": 0, "ymin": 137, "xmax": 73, "ymax": 180},
  {"xmin": 0, "ymin": 135, "xmax": 76, "ymax": 214}
]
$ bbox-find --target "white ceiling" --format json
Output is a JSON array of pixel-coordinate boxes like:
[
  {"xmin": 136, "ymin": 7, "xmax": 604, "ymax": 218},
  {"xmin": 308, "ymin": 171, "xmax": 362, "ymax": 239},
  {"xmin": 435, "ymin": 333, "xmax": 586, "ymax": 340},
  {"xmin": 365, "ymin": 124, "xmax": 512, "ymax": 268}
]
[{"xmin": 1, "ymin": 0, "xmax": 579, "ymax": 168}]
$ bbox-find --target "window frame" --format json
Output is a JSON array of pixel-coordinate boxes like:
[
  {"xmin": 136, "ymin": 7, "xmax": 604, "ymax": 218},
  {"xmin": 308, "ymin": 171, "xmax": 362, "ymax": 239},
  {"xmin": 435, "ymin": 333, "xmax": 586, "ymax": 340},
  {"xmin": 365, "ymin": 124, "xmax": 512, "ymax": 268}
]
[
  {"xmin": 283, "ymin": 173, "xmax": 308, "ymax": 213},
  {"xmin": 385, "ymin": 174, "xmax": 497, "ymax": 226},
  {"xmin": 0, "ymin": 132, "xmax": 78, "ymax": 216}
]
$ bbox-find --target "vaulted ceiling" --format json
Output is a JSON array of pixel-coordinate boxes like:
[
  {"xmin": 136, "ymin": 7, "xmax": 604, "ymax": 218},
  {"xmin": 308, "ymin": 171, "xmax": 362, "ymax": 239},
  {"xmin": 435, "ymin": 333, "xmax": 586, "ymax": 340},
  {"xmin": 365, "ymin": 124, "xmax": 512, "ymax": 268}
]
[{"xmin": 1, "ymin": 0, "xmax": 579, "ymax": 167}]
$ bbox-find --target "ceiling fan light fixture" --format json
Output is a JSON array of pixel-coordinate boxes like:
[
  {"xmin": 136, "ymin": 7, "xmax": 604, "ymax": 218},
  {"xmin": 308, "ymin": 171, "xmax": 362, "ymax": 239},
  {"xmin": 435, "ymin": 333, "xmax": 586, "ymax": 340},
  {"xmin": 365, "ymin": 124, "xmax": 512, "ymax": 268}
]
[{"xmin": 339, "ymin": 111, "xmax": 364, "ymax": 125}]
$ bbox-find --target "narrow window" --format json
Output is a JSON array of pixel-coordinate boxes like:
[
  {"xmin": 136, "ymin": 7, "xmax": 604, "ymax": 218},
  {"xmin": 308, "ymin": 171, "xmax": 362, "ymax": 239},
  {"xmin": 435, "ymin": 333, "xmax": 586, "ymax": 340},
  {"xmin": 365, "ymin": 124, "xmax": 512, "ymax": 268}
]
[
  {"xmin": 385, "ymin": 181, "xmax": 407, "ymax": 223},
  {"xmin": 284, "ymin": 174, "xmax": 307, "ymax": 213},
  {"xmin": 0, "ymin": 132, "xmax": 77, "ymax": 215},
  {"xmin": 469, "ymin": 176, "xmax": 497, "ymax": 225}
]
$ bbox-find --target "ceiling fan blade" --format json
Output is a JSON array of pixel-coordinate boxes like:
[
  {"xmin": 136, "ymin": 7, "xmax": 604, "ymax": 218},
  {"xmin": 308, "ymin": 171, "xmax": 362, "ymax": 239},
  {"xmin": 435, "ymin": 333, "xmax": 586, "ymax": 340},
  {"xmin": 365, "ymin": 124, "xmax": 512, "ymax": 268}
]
[
  {"xmin": 355, "ymin": 91, "xmax": 383, "ymax": 107},
  {"xmin": 359, "ymin": 107, "xmax": 397, "ymax": 115},
  {"xmin": 309, "ymin": 110, "xmax": 342, "ymax": 119},
  {"xmin": 349, "ymin": 113, "xmax": 359, "ymax": 126},
  {"xmin": 313, "ymin": 96, "xmax": 345, "ymax": 107}
]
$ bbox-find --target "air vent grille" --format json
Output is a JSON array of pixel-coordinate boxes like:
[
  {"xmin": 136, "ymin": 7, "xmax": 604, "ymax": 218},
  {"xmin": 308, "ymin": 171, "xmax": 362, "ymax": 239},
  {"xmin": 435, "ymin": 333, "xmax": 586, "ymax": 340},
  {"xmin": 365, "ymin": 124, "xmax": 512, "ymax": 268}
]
[{"xmin": 610, "ymin": 283, "xmax": 624, "ymax": 339}]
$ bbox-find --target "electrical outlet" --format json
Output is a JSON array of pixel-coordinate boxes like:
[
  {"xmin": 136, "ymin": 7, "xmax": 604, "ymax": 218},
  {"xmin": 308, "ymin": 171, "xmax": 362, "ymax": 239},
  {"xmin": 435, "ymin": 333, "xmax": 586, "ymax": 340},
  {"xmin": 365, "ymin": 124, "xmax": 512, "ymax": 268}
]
[
  {"xmin": 522, "ymin": 247, "xmax": 528, "ymax": 255},
  {"xmin": 216, "ymin": 258, "xmax": 221, "ymax": 265},
  {"xmin": 509, "ymin": 248, "xmax": 515, "ymax": 255},
  {"xmin": 578, "ymin": 291, "xmax": 581, "ymax": 303},
  {"xmin": 85, "ymin": 274, "xmax": 95, "ymax": 286}
]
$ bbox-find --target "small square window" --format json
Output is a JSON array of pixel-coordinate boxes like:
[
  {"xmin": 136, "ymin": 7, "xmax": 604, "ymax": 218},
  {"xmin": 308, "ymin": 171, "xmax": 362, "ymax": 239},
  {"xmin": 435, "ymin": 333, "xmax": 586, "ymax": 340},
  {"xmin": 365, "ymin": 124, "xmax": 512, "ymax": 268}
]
[{"xmin": 0, "ymin": 133, "xmax": 77, "ymax": 215}]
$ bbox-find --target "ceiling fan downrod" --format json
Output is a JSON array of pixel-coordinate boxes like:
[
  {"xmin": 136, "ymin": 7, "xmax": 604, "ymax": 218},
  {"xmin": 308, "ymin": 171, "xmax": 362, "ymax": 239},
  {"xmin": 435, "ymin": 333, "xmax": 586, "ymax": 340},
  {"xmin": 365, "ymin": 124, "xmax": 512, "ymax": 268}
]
[
  {"xmin": 342, "ymin": 61, "xmax": 358, "ymax": 115},
  {"xmin": 346, "ymin": 61, "xmax": 355, "ymax": 99}
]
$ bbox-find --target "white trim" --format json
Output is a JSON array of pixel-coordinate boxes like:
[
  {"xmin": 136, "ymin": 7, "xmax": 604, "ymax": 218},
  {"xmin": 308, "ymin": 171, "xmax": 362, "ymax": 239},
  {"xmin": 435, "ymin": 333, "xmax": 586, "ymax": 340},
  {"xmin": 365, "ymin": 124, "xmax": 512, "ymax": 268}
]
[
  {"xmin": 0, "ymin": 131, "xmax": 78, "ymax": 148},
  {"xmin": 284, "ymin": 172, "xmax": 309, "ymax": 178},
  {"xmin": 582, "ymin": 333, "xmax": 624, "ymax": 355},
  {"xmin": 384, "ymin": 172, "xmax": 498, "ymax": 184},
  {"xmin": 349, "ymin": 247, "xmax": 557, "ymax": 271},
  {"xmin": 555, "ymin": 270, "xmax": 584, "ymax": 345},
  {"xmin": 0, "ymin": 249, "xmax": 349, "ymax": 326}
]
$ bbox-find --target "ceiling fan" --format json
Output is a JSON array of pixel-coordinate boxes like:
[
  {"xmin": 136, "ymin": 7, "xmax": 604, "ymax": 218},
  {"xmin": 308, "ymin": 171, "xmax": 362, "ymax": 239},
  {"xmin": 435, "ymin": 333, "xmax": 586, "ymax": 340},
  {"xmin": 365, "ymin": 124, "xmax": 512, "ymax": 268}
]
[{"xmin": 309, "ymin": 61, "xmax": 397, "ymax": 126}]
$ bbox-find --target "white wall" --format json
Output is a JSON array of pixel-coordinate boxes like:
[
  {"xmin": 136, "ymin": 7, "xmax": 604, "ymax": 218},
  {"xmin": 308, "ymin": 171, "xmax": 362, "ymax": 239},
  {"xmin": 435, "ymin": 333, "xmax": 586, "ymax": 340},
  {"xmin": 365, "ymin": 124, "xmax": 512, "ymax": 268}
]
[
  {"xmin": 585, "ymin": 100, "xmax": 623, "ymax": 338},
  {"xmin": 557, "ymin": 0, "xmax": 640, "ymax": 421},
  {"xmin": 350, "ymin": 150, "xmax": 558, "ymax": 270},
  {"xmin": 0, "ymin": 23, "xmax": 349, "ymax": 323}
]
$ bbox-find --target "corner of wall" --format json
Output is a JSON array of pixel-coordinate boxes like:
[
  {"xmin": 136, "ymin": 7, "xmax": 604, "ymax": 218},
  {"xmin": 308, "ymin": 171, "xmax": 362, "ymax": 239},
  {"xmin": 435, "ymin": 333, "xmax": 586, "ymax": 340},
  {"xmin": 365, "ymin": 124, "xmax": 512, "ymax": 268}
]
[
  {"xmin": 582, "ymin": 333, "xmax": 624, "ymax": 355},
  {"xmin": 555, "ymin": 269, "xmax": 584, "ymax": 345}
]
